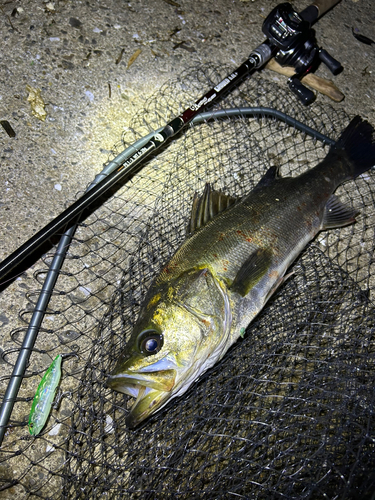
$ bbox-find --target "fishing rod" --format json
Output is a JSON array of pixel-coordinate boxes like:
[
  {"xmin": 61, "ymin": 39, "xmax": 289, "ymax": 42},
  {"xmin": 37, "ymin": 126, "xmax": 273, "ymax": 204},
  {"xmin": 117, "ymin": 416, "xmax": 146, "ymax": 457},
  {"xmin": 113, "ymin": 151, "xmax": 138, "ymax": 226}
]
[
  {"xmin": 0, "ymin": 52, "xmax": 270, "ymax": 286},
  {"xmin": 0, "ymin": 0, "xmax": 342, "ymax": 446},
  {"xmin": 0, "ymin": 0, "xmax": 341, "ymax": 286}
]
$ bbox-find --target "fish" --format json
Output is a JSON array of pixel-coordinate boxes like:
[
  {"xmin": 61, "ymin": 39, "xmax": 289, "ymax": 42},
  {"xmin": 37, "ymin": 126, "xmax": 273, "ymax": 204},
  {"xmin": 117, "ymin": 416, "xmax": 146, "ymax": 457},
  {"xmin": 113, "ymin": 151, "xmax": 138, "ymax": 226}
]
[
  {"xmin": 29, "ymin": 355, "xmax": 62, "ymax": 436},
  {"xmin": 107, "ymin": 116, "xmax": 375, "ymax": 428}
]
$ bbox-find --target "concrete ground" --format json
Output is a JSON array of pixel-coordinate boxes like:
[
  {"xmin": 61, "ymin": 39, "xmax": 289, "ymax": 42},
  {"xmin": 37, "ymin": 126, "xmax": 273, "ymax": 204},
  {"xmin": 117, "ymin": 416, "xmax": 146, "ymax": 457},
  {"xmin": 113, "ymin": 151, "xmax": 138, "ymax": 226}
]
[{"xmin": 0, "ymin": 0, "xmax": 374, "ymax": 488}]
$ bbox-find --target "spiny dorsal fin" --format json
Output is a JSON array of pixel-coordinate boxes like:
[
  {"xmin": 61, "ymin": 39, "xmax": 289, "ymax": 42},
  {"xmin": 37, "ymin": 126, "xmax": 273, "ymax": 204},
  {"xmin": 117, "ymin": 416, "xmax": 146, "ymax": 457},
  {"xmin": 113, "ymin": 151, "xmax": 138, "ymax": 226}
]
[{"xmin": 187, "ymin": 183, "xmax": 238, "ymax": 234}]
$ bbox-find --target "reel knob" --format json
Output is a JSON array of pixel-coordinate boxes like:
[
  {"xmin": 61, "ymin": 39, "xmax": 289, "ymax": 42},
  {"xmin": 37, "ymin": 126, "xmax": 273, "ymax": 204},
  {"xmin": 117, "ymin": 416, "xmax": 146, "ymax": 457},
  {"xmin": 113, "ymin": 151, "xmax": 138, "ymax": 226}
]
[
  {"xmin": 318, "ymin": 49, "xmax": 343, "ymax": 75},
  {"xmin": 288, "ymin": 77, "xmax": 315, "ymax": 105}
]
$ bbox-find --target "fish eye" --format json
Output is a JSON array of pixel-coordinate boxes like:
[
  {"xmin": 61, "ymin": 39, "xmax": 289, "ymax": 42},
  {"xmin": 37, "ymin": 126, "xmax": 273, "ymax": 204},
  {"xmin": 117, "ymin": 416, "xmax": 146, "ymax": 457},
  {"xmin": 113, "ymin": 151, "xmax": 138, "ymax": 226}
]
[{"xmin": 138, "ymin": 330, "xmax": 163, "ymax": 356}]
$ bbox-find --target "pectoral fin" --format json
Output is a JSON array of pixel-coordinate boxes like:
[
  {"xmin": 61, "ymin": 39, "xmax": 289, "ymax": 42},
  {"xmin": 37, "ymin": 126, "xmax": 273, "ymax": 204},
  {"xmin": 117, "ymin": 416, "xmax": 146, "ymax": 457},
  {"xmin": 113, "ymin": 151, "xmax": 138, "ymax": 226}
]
[
  {"xmin": 230, "ymin": 248, "xmax": 273, "ymax": 297},
  {"xmin": 322, "ymin": 195, "xmax": 359, "ymax": 230}
]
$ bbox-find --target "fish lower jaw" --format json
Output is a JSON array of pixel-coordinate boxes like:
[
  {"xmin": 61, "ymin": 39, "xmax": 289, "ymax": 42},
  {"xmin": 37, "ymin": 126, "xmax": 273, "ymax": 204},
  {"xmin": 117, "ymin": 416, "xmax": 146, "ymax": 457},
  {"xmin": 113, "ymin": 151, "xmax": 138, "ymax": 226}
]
[
  {"xmin": 107, "ymin": 372, "xmax": 177, "ymax": 428},
  {"xmin": 106, "ymin": 379, "xmax": 169, "ymax": 428},
  {"xmin": 126, "ymin": 386, "xmax": 171, "ymax": 428}
]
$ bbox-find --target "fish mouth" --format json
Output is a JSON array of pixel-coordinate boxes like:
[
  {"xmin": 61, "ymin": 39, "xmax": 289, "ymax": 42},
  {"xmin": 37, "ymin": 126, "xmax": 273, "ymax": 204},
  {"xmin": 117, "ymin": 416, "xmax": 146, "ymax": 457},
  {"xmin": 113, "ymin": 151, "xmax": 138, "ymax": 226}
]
[{"xmin": 106, "ymin": 369, "xmax": 176, "ymax": 428}]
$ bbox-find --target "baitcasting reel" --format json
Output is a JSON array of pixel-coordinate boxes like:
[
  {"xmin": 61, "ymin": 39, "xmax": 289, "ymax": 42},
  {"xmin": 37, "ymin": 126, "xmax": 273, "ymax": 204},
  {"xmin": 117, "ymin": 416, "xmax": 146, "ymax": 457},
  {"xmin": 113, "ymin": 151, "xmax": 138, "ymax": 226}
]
[{"xmin": 262, "ymin": 2, "xmax": 342, "ymax": 105}]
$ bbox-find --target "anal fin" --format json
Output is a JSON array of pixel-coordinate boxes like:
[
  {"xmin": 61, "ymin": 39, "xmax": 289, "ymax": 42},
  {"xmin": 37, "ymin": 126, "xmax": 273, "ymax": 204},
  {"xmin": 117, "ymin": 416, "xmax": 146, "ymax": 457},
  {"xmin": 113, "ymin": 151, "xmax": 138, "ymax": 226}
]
[{"xmin": 322, "ymin": 195, "xmax": 359, "ymax": 230}]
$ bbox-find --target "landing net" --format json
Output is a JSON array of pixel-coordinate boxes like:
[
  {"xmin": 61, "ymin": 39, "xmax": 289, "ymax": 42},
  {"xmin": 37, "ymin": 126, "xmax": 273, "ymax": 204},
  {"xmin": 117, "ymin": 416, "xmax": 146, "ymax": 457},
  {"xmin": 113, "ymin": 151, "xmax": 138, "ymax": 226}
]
[{"xmin": 1, "ymin": 65, "xmax": 374, "ymax": 499}]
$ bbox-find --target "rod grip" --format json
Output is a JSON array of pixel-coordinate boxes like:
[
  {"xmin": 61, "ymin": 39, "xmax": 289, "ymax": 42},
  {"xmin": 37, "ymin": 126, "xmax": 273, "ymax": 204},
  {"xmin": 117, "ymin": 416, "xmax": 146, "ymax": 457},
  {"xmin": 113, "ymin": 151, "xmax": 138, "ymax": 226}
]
[
  {"xmin": 313, "ymin": 0, "xmax": 341, "ymax": 16},
  {"xmin": 300, "ymin": 0, "xmax": 341, "ymax": 24}
]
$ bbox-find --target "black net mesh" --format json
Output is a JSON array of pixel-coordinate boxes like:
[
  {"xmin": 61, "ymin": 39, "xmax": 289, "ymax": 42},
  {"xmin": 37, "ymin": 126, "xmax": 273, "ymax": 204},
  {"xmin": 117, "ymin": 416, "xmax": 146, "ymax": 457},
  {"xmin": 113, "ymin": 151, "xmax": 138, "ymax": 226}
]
[{"xmin": 1, "ymin": 65, "xmax": 374, "ymax": 499}]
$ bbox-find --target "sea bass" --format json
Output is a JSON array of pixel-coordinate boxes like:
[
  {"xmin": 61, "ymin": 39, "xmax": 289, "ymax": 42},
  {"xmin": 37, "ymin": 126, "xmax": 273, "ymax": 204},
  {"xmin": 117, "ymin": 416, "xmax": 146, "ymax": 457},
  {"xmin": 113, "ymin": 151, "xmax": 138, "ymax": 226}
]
[{"xmin": 107, "ymin": 116, "xmax": 375, "ymax": 428}]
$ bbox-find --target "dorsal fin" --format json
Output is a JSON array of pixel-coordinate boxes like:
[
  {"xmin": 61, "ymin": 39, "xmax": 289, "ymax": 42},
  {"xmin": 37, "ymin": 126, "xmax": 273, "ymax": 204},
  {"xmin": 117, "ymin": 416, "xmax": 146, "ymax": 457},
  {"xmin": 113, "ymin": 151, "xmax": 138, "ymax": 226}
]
[
  {"xmin": 254, "ymin": 166, "xmax": 281, "ymax": 189},
  {"xmin": 187, "ymin": 183, "xmax": 238, "ymax": 234}
]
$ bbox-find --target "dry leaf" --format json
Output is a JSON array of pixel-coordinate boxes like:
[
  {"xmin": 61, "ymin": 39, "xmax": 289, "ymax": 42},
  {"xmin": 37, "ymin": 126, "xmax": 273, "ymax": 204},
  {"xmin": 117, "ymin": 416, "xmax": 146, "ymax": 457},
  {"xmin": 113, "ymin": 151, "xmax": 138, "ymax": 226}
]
[
  {"xmin": 127, "ymin": 49, "xmax": 142, "ymax": 69},
  {"xmin": 26, "ymin": 85, "xmax": 47, "ymax": 121}
]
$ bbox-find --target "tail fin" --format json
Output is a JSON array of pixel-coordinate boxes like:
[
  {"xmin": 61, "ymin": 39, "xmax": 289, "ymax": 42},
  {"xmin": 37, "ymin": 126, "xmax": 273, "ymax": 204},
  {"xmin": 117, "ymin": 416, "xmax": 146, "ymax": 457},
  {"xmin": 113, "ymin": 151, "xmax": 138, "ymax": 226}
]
[{"xmin": 332, "ymin": 116, "xmax": 375, "ymax": 179}]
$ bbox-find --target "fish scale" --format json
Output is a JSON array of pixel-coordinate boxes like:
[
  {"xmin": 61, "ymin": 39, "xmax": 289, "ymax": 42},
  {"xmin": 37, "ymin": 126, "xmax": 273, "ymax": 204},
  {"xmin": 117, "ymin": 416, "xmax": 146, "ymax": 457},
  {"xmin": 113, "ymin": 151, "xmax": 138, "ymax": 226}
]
[{"xmin": 161, "ymin": 183, "xmax": 314, "ymax": 287}]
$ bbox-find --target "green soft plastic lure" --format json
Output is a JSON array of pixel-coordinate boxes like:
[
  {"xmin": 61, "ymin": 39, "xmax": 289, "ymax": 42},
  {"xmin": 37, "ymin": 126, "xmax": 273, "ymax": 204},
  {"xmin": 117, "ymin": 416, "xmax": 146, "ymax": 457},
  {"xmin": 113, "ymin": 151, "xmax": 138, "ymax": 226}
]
[{"xmin": 28, "ymin": 355, "xmax": 62, "ymax": 436}]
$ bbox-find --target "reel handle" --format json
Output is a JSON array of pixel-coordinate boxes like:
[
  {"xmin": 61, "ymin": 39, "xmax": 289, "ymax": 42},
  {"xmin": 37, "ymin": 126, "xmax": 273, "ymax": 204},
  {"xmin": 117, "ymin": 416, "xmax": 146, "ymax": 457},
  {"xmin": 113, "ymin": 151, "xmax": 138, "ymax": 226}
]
[
  {"xmin": 288, "ymin": 77, "xmax": 315, "ymax": 105},
  {"xmin": 318, "ymin": 48, "xmax": 342, "ymax": 75},
  {"xmin": 300, "ymin": 0, "xmax": 341, "ymax": 24}
]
